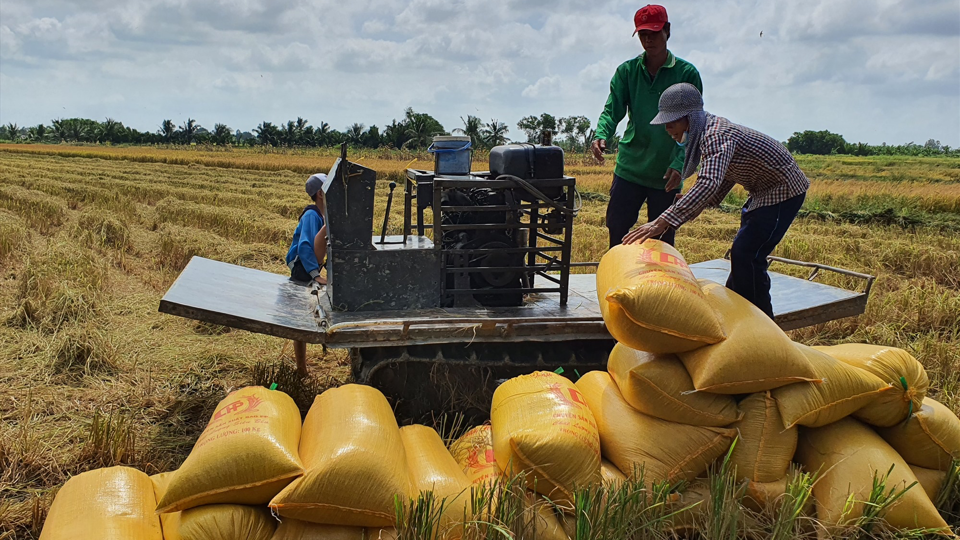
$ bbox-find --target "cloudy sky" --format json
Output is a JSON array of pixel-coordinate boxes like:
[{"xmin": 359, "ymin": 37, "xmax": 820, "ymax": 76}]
[{"xmin": 2, "ymin": 0, "xmax": 958, "ymax": 146}]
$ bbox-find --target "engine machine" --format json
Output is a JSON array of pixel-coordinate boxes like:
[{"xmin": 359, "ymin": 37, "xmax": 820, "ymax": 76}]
[{"xmin": 324, "ymin": 142, "xmax": 578, "ymax": 312}]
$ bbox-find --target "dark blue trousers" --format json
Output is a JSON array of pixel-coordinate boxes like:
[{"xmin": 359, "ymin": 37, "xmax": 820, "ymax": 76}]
[
  {"xmin": 726, "ymin": 192, "xmax": 806, "ymax": 319},
  {"xmin": 606, "ymin": 174, "xmax": 680, "ymax": 248}
]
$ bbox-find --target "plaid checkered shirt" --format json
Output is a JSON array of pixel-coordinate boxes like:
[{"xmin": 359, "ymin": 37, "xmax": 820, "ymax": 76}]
[{"xmin": 659, "ymin": 113, "xmax": 809, "ymax": 229}]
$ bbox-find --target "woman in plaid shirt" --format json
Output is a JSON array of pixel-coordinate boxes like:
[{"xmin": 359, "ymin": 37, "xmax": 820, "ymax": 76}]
[{"xmin": 624, "ymin": 83, "xmax": 809, "ymax": 319}]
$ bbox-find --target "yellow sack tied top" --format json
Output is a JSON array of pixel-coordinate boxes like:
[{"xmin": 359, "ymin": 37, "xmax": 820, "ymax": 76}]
[
  {"xmin": 401, "ymin": 424, "xmax": 473, "ymax": 538},
  {"xmin": 795, "ymin": 417, "xmax": 949, "ymax": 531},
  {"xmin": 155, "ymin": 386, "xmax": 304, "ymax": 513},
  {"xmin": 450, "ymin": 425, "xmax": 502, "ymax": 488},
  {"xmin": 876, "ymin": 396, "xmax": 960, "ymax": 471},
  {"xmin": 576, "ymin": 371, "xmax": 736, "ymax": 485},
  {"xmin": 178, "ymin": 505, "xmax": 276, "ymax": 540},
  {"xmin": 728, "ymin": 392, "xmax": 797, "ymax": 483},
  {"xmin": 814, "ymin": 343, "xmax": 929, "ymax": 427},
  {"xmin": 491, "ymin": 371, "xmax": 601, "ymax": 507},
  {"xmin": 597, "ymin": 240, "xmax": 725, "ymax": 354},
  {"xmin": 270, "ymin": 384, "xmax": 411, "ymax": 527},
  {"xmin": 678, "ymin": 281, "xmax": 820, "ymax": 394},
  {"xmin": 41, "ymin": 466, "xmax": 163, "ymax": 540},
  {"xmin": 607, "ymin": 343, "xmax": 739, "ymax": 427},
  {"xmin": 150, "ymin": 472, "xmax": 182, "ymax": 540},
  {"xmin": 772, "ymin": 343, "xmax": 892, "ymax": 428}
]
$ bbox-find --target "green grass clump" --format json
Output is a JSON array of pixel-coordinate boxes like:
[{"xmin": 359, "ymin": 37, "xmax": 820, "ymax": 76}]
[{"xmin": 12, "ymin": 242, "xmax": 107, "ymax": 331}]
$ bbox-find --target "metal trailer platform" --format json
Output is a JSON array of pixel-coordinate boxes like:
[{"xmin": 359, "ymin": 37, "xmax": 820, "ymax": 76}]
[{"xmin": 159, "ymin": 255, "xmax": 874, "ymax": 348}]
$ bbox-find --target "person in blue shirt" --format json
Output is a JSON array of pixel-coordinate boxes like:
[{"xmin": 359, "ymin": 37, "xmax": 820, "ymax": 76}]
[{"xmin": 286, "ymin": 173, "xmax": 327, "ymax": 285}]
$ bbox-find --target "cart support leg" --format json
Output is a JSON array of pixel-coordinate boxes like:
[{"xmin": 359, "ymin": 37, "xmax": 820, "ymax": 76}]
[{"xmin": 293, "ymin": 340, "xmax": 307, "ymax": 376}]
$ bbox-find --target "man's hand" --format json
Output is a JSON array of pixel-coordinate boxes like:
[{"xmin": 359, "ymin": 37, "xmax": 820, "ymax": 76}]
[
  {"xmin": 663, "ymin": 168, "xmax": 682, "ymax": 191},
  {"xmin": 591, "ymin": 139, "xmax": 607, "ymax": 164},
  {"xmin": 314, "ymin": 275, "xmax": 327, "ymax": 285},
  {"xmin": 623, "ymin": 217, "xmax": 671, "ymax": 245}
]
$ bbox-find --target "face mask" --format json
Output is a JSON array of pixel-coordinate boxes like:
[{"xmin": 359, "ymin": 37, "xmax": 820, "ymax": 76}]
[{"xmin": 677, "ymin": 130, "xmax": 687, "ymax": 147}]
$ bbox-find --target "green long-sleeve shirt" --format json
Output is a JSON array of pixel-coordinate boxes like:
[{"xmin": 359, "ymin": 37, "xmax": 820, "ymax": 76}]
[{"xmin": 595, "ymin": 51, "xmax": 703, "ymax": 188}]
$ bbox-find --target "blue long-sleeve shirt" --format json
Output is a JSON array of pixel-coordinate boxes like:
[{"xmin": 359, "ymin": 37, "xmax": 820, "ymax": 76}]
[{"xmin": 285, "ymin": 208, "xmax": 324, "ymax": 278}]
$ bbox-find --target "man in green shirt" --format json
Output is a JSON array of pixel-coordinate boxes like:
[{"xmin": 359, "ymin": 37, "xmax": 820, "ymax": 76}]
[{"xmin": 592, "ymin": 4, "xmax": 703, "ymax": 247}]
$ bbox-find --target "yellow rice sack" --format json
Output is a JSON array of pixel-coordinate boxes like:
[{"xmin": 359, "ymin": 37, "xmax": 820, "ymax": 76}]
[
  {"xmin": 40, "ymin": 466, "xmax": 163, "ymax": 540},
  {"xmin": 156, "ymin": 386, "xmax": 304, "ymax": 513},
  {"xmin": 909, "ymin": 465, "xmax": 947, "ymax": 502},
  {"xmin": 450, "ymin": 425, "xmax": 501, "ymax": 487},
  {"xmin": 270, "ymin": 520, "xmax": 396, "ymax": 540},
  {"xmin": 744, "ymin": 477, "xmax": 788, "ymax": 513},
  {"xmin": 772, "ymin": 344, "xmax": 891, "ymax": 428},
  {"xmin": 876, "ymin": 396, "xmax": 960, "ymax": 471},
  {"xmin": 491, "ymin": 371, "xmax": 601, "ymax": 506},
  {"xmin": 576, "ymin": 371, "xmax": 736, "ymax": 485},
  {"xmin": 728, "ymin": 393, "xmax": 796, "ymax": 483},
  {"xmin": 607, "ymin": 343, "xmax": 738, "ymax": 427},
  {"xmin": 663, "ymin": 483, "xmax": 714, "ymax": 534},
  {"xmin": 814, "ymin": 343, "xmax": 929, "ymax": 427},
  {"xmin": 270, "ymin": 384, "xmax": 410, "ymax": 527},
  {"xmin": 678, "ymin": 281, "xmax": 820, "ymax": 394},
  {"xmin": 150, "ymin": 472, "xmax": 182, "ymax": 540},
  {"xmin": 596, "ymin": 241, "xmax": 725, "ymax": 354},
  {"xmin": 401, "ymin": 424, "xmax": 472, "ymax": 535},
  {"xmin": 178, "ymin": 505, "xmax": 276, "ymax": 540},
  {"xmin": 600, "ymin": 459, "xmax": 627, "ymax": 487},
  {"xmin": 525, "ymin": 493, "xmax": 570, "ymax": 540},
  {"xmin": 795, "ymin": 417, "xmax": 949, "ymax": 531}
]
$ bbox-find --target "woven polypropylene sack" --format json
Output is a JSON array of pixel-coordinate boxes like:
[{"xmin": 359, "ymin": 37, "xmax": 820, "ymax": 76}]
[
  {"xmin": 876, "ymin": 396, "xmax": 960, "ymax": 471},
  {"xmin": 678, "ymin": 281, "xmax": 820, "ymax": 394},
  {"xmin": 270, "ymin": 384, "xmax": 410, "ymax": 527},
  {"xmin": 156, "ymin": 387, "xmax": 303, "ymax": 513},
  {"xmin": 597, "ymin": 241, "xmax": 725, "ymax": 354},
  {"xmin": 795, "ymin": 417, "xmax": 948, "ymax": 531},
  {"xmin": 270, "ymin": 520, "xmax": 395, "ymax": 540},
  {"xmin": 178, "ymin": 505, "xmax": 276, "ymax": 540},
  {"xmin": 607, "ymin": 343, "xmax": 738, "ymax": 426},
  {"xmin": 40, "ymin": 466, "xmax": 163, "ymax": 540},
  {"xmin": 728, "ymin": 393, "xmax": 796, "ymax": 483},
  {"xmin": 401, "ymin": 424, "xmax": 472, "ymax": 535},
  {"xmin": 491, "ymin": 371, "xmax": 601, "ymax": 506},
  {"xmin": 450, "ymin": 425, "xmax": 502, "ymax": 487},
  {"xmin": 743, "ymin": 477, "xmax": 789, "ymax": 513},
  {"xmin": 150, "ymin": 472, "xmax": 182, "ymax": 540},
  {"xmin": 772, "ymin": 344, "xmax": 891, "ymax": 428},
  {"xmin": 524, "ymin": 493, "xmax": 570, "ymax": 540},
  {"xmin": 815, "ymin": 343, "xmax": 929, "ymax": 427},
  {"xmin": 600, "ymin": 459, "xmax": 627, "ymax": 487},
  {"xmin": 909, "ymin": 465, "xmax": 947, "ymax": 502},
  {"xmin": 576, "ymin": 371, "xmax": 735, "ymax": 485}
]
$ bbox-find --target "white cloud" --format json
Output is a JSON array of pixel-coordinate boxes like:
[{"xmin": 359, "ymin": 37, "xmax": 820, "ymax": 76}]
[{"xmin": 0, "ymin": 0, "xmax": 956, "ymax": 146}]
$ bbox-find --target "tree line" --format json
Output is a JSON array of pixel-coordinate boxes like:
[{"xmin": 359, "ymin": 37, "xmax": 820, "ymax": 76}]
[
  {"xmin": 0, "ymin": 114, "xmax": 955, "ymax": 157},
  {"xmin": 786, "ymin": 130, "xmax": 958, "ymax": 157}
]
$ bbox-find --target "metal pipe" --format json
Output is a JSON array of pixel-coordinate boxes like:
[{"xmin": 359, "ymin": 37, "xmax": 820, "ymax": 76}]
[{"xmin": 378, "ymin": 181, "xmax": 397, "ymax": 244}]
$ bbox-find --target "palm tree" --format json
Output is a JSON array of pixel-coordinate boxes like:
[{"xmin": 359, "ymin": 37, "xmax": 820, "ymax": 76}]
[
  {"xmin": 28, "ymin": 124, "xmax": 48, "ymax": 142},
  {"xmin": 99, "ymin": 118, "xmax": 121, "ymax": 144},
  {"xmin": 5, "ymin": 123, "xmax": 21, "ymax": 141},
  {"xmin": 382, "ymin": 119, "xmax": 410, "ymax": 149},
  {"xmin": 254, "ymin": 121, "xmax": 281, "ymax": 147},
  {"xmin": 454, "ymin": 115, "xmax": 484, "ymax": 148},
  {"xmin": 295, "ymin": 117, "xmax": 309, "ymax": 145},
  {"xmin": 346, "ymin": 123, "xmax": 365, "ymax": 146},
  {"xmin": 51, "ymin": 119, "xmax": 67, "ymax": 142},
  {"xmin": 481, "ymin": 119, "xmax": 509, "ymax": 148},
  {"xmin": 212, "ymin": 123, "xmax": 232, "ymax": 145},
  {"xmin": 159, "ymin": 119, "xmax": 175, "ymax": 143},
  {"xmin": 179, "ymin": 118, "xmax": 198, "ymax": 144},
  {"xmin": 404, "ymin": 115, "xmax": 440, "ymax": 149}
]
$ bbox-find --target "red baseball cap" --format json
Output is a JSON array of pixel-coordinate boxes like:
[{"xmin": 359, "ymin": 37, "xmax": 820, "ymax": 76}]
[{"xmin": 633, "ymin": 5, "xmax": 668, "ymax": 35}]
